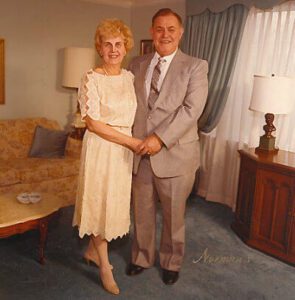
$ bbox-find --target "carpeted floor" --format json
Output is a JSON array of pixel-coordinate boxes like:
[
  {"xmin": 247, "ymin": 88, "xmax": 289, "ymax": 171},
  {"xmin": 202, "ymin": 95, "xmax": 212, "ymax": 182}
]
[{"xmin": 1, "ymin": 196, "xmax": 294, "ymax": 300}]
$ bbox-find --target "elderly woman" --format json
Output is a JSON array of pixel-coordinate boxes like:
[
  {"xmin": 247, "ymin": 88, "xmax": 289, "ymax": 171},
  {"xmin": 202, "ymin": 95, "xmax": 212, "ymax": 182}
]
[{"xmin": 72, "ymin": 19, "xmax": 140, "ymax": 295}]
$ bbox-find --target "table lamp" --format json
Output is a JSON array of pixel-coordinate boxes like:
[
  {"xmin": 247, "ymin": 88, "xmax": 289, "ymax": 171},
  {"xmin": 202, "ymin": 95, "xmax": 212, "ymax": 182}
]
[
  {"xmin": 62, "ymin": 47, "xmax": 96, "ymax": 134},
  {"xmin": 249, "ymin": 75, "xmax": 294, "ymax": 153}
]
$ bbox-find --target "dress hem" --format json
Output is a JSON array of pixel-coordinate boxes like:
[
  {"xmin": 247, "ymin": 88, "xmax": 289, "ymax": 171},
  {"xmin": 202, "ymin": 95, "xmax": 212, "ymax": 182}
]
[{"xmin": 72, "ymin": 223, "xmax": 130, "ymax": 242}]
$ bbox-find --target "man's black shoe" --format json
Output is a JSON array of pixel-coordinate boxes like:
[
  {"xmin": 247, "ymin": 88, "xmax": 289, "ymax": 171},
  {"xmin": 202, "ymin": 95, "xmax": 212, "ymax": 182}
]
[
  {"xmin": 126, "ymin": 263, "xmax": 145, "ymax": 276},
  {"xmin": 162, "ymin": 269, "xmax": 179, "ymax": 285}
]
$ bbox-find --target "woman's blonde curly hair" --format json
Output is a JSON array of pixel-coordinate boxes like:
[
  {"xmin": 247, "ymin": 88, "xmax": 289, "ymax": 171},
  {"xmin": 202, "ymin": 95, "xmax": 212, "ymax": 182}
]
[{"xmin": 95, "ymin": 19, "xmax": 134, "ymax": 53}]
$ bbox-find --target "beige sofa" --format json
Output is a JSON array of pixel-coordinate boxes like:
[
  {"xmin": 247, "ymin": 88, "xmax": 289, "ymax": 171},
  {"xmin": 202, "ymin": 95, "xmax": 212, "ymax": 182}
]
[{"xmin": 0, "ymin": 118, "xmax": 82, "ymax": 206}]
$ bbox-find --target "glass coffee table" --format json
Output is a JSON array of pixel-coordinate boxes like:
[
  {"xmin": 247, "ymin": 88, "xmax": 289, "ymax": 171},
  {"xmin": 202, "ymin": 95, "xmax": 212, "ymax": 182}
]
[{"xmin": 0, "ymin": 193, "xmax": 65, "ymax": 264}]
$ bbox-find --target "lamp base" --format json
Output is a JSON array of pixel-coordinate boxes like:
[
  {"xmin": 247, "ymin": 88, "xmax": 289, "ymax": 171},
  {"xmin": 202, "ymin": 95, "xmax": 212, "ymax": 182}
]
[
  {"xmin": 255, "ymin": 135, "xmax": 278, "ymax": 153},
  {"xmin": 72, "ymin": 111, "xmax": 86, "ymax": 129}
]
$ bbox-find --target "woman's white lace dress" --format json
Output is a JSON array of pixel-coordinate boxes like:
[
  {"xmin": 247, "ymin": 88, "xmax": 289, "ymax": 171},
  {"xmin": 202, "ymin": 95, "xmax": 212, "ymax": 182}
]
[{"xmin": 72, "ymin": 69, "xmax": 137, "ymax": 241}]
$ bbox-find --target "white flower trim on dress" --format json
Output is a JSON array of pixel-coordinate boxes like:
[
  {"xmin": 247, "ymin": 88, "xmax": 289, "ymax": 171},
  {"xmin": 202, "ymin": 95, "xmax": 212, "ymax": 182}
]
[{"xmin": 78, "ymin": 71, "xmax": 101, "ymax": 121}]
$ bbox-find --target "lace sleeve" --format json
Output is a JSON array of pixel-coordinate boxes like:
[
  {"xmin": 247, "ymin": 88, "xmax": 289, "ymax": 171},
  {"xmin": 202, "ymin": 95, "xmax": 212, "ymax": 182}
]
[{"xmin": 78, "ymin": 71, "xmax": 100, "ymax": 120}]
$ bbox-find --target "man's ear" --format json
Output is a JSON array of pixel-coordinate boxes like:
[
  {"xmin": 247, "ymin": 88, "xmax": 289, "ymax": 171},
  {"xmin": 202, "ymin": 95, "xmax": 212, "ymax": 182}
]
[{"xmin": 180, "ymin": 27, "xmax": 184, "ymax": 38}]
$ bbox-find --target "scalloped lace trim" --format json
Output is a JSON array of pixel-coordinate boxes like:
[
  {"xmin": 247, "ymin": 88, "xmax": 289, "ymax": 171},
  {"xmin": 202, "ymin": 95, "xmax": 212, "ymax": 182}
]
[
  {"xmin": 78, "ymin": 71, "xmax": 100, "ymax": 120},
  {"xmin": 73, "ymin": 223, "xmax": 130, "ymax": 242}
]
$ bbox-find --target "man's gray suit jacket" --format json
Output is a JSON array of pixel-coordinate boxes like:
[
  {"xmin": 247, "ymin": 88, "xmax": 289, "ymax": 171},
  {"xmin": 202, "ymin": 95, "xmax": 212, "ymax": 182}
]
[{"xmin": 129, "ymin": 49, "xmax": 208, "ymax": 178}]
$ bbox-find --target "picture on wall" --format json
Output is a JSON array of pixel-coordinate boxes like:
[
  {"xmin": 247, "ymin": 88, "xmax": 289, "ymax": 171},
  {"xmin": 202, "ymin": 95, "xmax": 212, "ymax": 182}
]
[{"xmin": 140, "ymin": 39, "xmax": 154, "ymax": 55}]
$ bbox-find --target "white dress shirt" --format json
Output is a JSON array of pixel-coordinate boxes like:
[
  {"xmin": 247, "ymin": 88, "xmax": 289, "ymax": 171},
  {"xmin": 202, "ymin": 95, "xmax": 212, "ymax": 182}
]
[{"xmin": 145, "ymin": 49, "xmax": 178, "ymax": 100}]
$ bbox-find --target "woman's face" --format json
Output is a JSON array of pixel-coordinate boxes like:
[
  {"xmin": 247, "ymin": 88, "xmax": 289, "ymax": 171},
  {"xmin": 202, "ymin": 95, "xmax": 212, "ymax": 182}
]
[{"xmin": 99, "ymin": 35, "xmax": 126, "ymax": 65}]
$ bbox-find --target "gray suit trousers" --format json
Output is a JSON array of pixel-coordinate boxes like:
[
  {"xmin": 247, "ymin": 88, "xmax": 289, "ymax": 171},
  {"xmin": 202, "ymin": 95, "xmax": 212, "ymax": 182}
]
[{"xmin": 131, "ymin": 157, "xmax": 195, "ymax": 271}]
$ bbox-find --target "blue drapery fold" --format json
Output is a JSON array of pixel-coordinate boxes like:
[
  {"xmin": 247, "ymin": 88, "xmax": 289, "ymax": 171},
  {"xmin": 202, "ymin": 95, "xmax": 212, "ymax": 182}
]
[{"xmin": 182, "ymin": 4, "xmax": 248, "ymax": 132}]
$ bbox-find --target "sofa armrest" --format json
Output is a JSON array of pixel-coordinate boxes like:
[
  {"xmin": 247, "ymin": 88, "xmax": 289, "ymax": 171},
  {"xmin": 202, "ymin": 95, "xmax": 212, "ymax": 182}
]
[{"xmin": 65, "ymin": 137, "xmax": 82, "ymax": 158}]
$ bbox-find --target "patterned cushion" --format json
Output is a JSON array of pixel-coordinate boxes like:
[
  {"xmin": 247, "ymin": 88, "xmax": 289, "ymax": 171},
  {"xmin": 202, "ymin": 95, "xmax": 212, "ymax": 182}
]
[
  {"xmin": 0, "ymin": 118, "xmax": 60, "ymax": 160},
  {"xmin": 4, "ymin": 158, "xmax": 80, "ymax": 184},
  {"xmin": 0, "ymin": 160, "xmax": 20, "ymax": 186},
  {"xmin": 65, "ymin": 137, "xmax": 82, "ymax": 158}
]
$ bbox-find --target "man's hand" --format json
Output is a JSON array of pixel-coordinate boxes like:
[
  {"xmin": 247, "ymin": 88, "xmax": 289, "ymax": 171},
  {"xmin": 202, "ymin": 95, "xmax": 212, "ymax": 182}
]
[{"xmin": 136, "ymin": 133, "xmax": 163, "ymax": 156}]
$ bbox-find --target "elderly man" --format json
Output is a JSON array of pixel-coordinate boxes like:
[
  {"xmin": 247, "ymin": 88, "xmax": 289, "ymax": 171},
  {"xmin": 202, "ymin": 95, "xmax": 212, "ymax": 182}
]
[{"xmin": 127, "ymin": 8, "xmax": 208, "ymax": 285}]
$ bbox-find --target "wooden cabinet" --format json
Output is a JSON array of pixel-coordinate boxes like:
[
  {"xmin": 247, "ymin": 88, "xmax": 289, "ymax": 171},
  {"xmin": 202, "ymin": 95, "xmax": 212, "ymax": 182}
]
[{"xmin": 232, "ymin": 148, "xmax": 295, "ymax": 265}]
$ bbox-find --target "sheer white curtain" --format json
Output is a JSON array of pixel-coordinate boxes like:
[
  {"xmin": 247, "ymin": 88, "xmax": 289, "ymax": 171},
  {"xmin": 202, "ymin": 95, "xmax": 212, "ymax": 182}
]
[{"xmin": 198, "ymin": 1, "xmax": 295, "ymax": 210}]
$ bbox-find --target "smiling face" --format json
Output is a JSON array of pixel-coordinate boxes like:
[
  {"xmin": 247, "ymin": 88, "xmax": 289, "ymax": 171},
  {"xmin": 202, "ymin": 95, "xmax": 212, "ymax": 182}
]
[
  {"xmin": 99, "ymin": 35, "xmax": 126, "ymax": 66},
  {"xmin": 150, "ymin": 14, "xmax": 184, "ymax": 57}
]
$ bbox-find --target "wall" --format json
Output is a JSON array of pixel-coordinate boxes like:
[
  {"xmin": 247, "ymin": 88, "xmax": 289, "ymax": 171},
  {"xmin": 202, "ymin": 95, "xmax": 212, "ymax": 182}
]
[{"xmin": 0, "ymin": 0, "xmax": 130, "ymax": 129}]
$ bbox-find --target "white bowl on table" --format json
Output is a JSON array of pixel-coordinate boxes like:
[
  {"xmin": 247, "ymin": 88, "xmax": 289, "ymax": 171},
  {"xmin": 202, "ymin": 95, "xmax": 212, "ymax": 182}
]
[
  {"xmin": 29, "ymin": 192, "xmax": 42, "ymax": 204},
  {"xmin": 16, "ymin": 193, "xmax": 31, "ymax": 204}
]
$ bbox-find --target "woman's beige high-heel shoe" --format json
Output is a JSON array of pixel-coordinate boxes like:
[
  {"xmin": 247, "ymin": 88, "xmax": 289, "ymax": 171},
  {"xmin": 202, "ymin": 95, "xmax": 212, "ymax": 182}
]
[{"xmin": 100, "ymin": 266, "xmax": 120, "ymax": 295}]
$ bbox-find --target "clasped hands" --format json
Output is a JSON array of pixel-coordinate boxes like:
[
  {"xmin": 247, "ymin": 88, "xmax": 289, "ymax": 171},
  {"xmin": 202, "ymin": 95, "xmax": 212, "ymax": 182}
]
[{"xmin": 132, "ymin": 133, "xmax": 163, "ymax": 156}]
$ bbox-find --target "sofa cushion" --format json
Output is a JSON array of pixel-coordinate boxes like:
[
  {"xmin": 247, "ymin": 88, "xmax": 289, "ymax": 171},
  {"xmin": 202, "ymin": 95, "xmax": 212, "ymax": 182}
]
[
  {"xmin": 29, "ymin": 126, "xmax": 69, "ymax": 158},
  {"xmin": 3, "ymin": 158, "xmax": 80, "ymax": 185},
  {"xmin": 0, "ymin": 160, "xmax": 20, "ymax": 186},
  {"xmin": 0, "ymin": 118, "xmax": 60, "ymax": 160}
]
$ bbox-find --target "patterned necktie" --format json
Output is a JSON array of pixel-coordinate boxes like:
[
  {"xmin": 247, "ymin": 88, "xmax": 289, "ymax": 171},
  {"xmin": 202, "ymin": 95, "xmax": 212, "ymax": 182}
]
[{"xmin": 148, "ymin": 58, "xmax": 166, "ymax": 110}]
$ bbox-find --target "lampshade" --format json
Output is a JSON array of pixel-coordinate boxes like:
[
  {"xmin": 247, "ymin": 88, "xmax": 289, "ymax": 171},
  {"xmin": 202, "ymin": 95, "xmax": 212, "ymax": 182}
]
[
  {"xmin": 62, "ymin": 47, "xmax": 96, "ymax": 88},
  {"xmin": 249, "ymin": 75, "xmax": 294, "ymax": 114}
]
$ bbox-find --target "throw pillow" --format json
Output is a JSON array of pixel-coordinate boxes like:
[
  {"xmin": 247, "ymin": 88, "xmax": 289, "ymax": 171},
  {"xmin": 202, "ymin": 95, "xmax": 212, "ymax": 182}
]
[{"xmin": 29, "ymin": 125, "xmax": 69, "ymax": 158}]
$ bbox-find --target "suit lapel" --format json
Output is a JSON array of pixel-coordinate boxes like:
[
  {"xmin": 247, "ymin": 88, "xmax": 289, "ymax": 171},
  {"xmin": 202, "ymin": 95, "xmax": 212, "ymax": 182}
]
[
  {"xmin": 152, "ymin": 49, "xmax": 185, "ymax": 111},
  {"xmin": 138, "ymin": 54, "xmax": 153, "ymax": 108}
]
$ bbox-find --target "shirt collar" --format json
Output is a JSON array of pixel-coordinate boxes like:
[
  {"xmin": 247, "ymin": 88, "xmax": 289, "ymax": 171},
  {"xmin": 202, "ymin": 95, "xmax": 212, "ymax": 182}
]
[{"xmin": 153, "ymin": 48, "xmax": 178, "ymax": 64}]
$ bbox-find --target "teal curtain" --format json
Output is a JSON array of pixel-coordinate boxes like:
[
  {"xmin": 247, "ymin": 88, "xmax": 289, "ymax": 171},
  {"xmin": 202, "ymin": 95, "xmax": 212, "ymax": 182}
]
[{"xmin": 182, "ymin": 4, "xmax": 248, "ymax": 133}]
